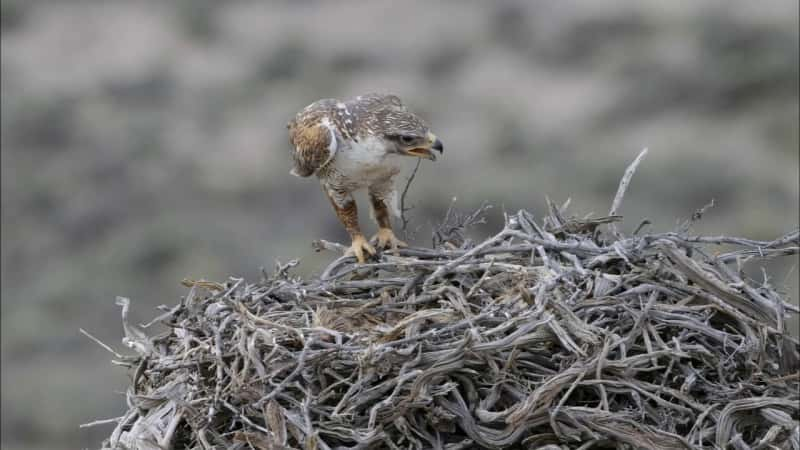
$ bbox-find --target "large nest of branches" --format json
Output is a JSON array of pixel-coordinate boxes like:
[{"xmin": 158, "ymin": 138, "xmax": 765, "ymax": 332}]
[{"xmin": 91, "ymin": 154, "xmax": 799, "ymax": 450}]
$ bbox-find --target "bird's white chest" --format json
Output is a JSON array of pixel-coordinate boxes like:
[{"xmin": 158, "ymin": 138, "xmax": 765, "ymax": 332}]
[{"xmin": 332, "ymin": 137, "xmax": 399, "ymax": 185}]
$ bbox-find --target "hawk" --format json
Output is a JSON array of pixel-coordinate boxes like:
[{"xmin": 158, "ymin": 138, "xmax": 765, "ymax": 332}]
[{"xmin": 288, "ymin": 93, "xmax": 443, "ymax": 263}]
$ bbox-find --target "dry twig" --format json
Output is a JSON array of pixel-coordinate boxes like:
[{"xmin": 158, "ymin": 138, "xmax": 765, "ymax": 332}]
[{"xmin": 90, "ymin": 157, "xmax": 799, "ymax": 450}]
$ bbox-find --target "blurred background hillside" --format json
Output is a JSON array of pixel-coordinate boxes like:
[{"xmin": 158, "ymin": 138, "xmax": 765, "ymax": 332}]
[{"xmin": 1, "ymin": 1, "xmax": 798, "ymax": 448}]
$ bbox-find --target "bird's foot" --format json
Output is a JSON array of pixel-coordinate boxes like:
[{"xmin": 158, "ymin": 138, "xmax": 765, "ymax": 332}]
[
  {"xmin": 371, "ymin": 228, "xmax": 407, "ymax": 253},
  {"xmin": 346, "ymin": 234, "xmax": 376, "ymax": 264}
]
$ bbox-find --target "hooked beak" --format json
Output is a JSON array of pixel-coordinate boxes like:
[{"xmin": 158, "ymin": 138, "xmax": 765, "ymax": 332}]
[{"xmin": 403, "ymin": 132, "xmax": 444, "ymax": 161}]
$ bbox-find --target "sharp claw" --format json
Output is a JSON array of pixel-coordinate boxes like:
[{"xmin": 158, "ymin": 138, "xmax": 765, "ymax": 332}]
[
  {"xmin": 347, "ymin": 235, "xmax": 374, "ymax": 264},
  {"xmin": 354, "ymin": 247, "xmax": 365, "ymax": 264},
  {"xmin": 372, "ymin": 229, "xmax": 407, "ymax": 252},
  {"xmin": 348, "ymin": 231, "xmax": 406, "ymax": 262}
]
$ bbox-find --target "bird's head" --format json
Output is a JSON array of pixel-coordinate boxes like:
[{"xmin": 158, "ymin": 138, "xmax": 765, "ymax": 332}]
[
  {"xmin": 365, "ymin": 95, "xmax": 444, "ymax": 161},
  {"xmin": 386, "ymin": 129, "xmax": 443, "ymax": 161}
]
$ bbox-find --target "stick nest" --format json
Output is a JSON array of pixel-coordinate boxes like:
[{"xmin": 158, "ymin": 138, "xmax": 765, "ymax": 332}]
[{"xmin": 94, "ymin": 168, "xmax": 799, "ymax": 450}]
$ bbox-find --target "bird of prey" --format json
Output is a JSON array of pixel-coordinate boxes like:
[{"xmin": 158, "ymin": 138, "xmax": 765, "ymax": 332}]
[{"xmin": 288, "ymin": 93, "xmax": 443, "ymax": 263}]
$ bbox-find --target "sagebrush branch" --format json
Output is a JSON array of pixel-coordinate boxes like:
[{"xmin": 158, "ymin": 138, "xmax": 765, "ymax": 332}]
[{"xmin": 88, "ymin": 153, "xmax": 799, "ymax": 450}]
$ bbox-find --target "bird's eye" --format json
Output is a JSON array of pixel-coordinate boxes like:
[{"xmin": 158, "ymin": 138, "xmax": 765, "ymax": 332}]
[{"xmin": 399, "ymin": 135, "xmax": 415, "ymax": 145}]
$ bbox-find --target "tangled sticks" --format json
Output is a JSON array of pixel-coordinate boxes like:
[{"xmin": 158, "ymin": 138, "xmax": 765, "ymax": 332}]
[{"xmin": 92, "ymin": 161, "xmax": 800, "ymax": 450}]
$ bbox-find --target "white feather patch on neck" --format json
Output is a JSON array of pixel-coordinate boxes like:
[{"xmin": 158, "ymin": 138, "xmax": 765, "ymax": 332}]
[{"xmin": 318, "ymin": 117, "xmax": 338, "ymax": 170}]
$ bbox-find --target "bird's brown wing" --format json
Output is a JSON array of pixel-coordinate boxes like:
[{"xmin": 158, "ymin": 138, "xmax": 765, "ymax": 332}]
[{"xmin": 287, "ymin": 113, "xmax": 335, "ymax": 178}]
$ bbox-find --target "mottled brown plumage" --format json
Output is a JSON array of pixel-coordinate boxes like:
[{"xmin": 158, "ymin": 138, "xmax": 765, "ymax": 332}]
[{"xmin": 288, "ymin": 93, "xmax": 443, "ymax": 262}]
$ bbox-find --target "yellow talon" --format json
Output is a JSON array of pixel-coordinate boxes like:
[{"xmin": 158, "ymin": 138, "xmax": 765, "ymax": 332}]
[
  {"xmin": 371, "ymin": 228, "xmax": 407, "ymax": 253},
  {"xmin": 346, "ymin": 234, "xmax": 376, "ymax": 263}
]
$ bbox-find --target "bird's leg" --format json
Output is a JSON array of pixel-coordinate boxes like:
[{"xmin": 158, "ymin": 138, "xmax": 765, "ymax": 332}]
[
  {"xmin": 369, "ymin": 193, "xmax": 407, "ymax": 252},
  {"xmin": 326, "ymin": 192, "xmax": 375, "ymax": 263}
]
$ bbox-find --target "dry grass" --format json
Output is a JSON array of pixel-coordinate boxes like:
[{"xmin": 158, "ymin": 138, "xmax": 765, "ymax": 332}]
[{"xmin": 88, "ymin": 153, "xmax": 799, "ymax": 449}]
